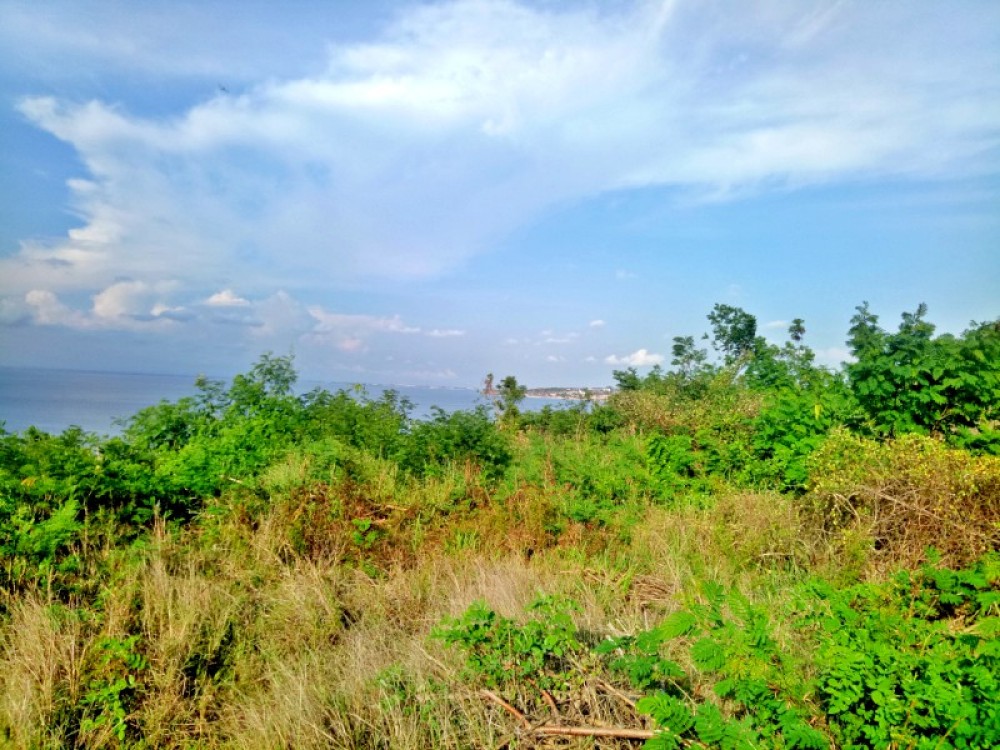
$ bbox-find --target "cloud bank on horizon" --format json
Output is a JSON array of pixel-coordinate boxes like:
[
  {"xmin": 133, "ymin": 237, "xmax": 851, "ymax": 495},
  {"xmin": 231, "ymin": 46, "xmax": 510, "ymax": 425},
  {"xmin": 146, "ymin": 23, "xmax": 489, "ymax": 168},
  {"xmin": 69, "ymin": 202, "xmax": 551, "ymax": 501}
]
[{"xmin": 1, "ymin": 0, "xmax": 998, "ymax": 383}]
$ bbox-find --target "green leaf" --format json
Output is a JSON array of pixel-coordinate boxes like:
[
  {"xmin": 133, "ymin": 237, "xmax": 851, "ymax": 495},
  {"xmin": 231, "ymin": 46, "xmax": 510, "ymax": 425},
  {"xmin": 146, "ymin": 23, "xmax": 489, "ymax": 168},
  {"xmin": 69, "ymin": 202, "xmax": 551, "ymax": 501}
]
[
  {"xmin": 637, "ymin": 692, "xmax": 694, "ymax": 736},
  {"xmin": 691, "ymin": 637, "xmax": 726, "ymax": 672},
  {"xmin": 694, "ymin": 703, "xmax": 727, "ymax": 744},
  {"xmin": 657, "ymin": 610, "xmax": 698, "ymax": 640}
]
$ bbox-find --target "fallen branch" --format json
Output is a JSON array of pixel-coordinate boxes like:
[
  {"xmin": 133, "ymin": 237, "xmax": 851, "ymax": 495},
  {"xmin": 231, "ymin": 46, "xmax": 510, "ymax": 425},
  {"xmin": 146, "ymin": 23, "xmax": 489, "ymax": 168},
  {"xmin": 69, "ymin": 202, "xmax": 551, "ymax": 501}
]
[
  {"xmin": 535, "ymin": 725, "xmax": 655, "ymax": 740},
  {"xmin": 480, "ymin": 690, "xmax": 530, "ymax": 729},
  {"xmin": 597, "ymin": 679, "xmax": 643, "ymax": 712},
  {"xmin": 540, "ymin": 688, "xmax": 560, "ymax": 716},
  {"xmin": 480, "ymin": 690, "xmax": 655, "ymax": 742}
]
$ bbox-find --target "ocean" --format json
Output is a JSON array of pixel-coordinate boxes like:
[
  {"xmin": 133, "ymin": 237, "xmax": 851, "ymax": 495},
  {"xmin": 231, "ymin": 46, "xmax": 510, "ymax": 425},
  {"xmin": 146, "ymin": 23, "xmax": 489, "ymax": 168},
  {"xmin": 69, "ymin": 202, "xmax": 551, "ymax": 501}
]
[{"xmin": 0, "ymin": 367, "xmax": 575, "ymax": 436}]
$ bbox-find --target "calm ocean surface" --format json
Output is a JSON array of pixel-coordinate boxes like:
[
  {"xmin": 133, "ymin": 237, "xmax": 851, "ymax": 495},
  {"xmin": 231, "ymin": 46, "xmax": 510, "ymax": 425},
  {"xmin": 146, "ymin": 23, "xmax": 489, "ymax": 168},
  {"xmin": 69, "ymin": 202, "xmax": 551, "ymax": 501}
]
[{"xmin": 0, "ymin": 367, "xmax": 574, "ymax": 436}]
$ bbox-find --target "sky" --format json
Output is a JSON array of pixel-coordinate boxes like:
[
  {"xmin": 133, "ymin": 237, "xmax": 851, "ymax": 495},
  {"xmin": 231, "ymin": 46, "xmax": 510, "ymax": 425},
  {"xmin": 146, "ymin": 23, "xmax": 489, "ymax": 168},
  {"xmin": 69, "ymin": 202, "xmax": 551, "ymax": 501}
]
[{"xmin": 1, "ymin": 0, "xmax": 998, "ymax": 387}]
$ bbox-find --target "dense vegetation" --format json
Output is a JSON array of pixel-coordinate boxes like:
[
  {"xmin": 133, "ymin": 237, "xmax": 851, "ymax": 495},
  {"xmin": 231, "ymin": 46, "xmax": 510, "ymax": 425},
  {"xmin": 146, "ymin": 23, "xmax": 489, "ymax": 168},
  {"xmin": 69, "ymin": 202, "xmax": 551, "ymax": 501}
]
[{"xmin": 1, "ymin": 302, "xmax": 998, "ymax": 749}]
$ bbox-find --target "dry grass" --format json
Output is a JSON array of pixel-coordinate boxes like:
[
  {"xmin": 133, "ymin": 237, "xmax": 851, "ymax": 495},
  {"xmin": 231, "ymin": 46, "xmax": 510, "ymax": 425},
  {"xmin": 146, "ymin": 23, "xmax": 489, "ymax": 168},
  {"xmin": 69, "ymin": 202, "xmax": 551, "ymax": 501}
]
[
  {"xmin": 1, "ymin": 494, "xmax": 612, "ymax": 748},
  {"xmin": 5, "ymin": 434, "xmax": 992, "ymax": 748},
  {"xmin": 0, "ymin": 595, "xmax": 85, "ymax": 748},
  {"xmin": 805, "ymin": 431, "xmax": 1000, "ymax": 572}
]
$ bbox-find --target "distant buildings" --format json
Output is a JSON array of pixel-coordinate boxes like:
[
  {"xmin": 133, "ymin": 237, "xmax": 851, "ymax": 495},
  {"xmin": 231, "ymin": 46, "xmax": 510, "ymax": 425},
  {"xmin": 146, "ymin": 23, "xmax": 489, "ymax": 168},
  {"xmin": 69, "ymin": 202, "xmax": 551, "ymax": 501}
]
[{"xmin": 524, "ymin": 386, "xmax": 613, "ymax": 402}]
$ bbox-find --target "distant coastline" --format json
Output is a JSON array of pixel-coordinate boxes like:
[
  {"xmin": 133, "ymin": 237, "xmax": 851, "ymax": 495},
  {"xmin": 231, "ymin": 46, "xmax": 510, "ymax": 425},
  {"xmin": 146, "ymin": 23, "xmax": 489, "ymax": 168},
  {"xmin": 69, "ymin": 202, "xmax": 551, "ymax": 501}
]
[
  {"xmin": 524, "ymin": 387, "xmax": 613, "ymax": 402},
  {"xmin": 0, "ymin": 367, "xmax": 583, "ymax": 435}
]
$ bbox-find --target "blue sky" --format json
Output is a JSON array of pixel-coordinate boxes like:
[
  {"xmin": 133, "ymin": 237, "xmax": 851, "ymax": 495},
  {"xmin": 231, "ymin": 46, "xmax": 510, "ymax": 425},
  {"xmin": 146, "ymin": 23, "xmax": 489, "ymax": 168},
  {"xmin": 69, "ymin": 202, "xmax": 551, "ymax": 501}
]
[{"xmin": 1, "ymin": 0, "xmax": 998, "ymax": 387}]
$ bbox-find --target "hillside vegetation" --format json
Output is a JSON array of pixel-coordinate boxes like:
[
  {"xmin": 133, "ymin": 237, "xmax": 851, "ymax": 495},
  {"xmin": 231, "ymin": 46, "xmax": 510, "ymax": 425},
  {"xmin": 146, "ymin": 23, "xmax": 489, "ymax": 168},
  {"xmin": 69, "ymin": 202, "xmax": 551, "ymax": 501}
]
[{"xmin": 1, "ymin": 302, "xmax": 999, "ymax": 749}]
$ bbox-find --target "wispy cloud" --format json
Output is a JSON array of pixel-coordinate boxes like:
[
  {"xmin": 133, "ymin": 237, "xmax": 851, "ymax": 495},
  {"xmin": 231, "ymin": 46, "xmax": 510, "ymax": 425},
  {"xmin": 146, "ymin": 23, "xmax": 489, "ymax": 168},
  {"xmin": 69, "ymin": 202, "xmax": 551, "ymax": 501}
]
[
  {"xmin": 543, "ymin": 333, "xmax": 578, "ymax": 344},
  {"xmin": 1, "ymin": 0, "xmax": 997, "ymax": 384},
  {"xmin": 4, "ymin": 0, "xmax": 997, "ymax": 314},
  {"xmin": 426, "ymin": 328, "xmax": 466, "ymax": 338}
]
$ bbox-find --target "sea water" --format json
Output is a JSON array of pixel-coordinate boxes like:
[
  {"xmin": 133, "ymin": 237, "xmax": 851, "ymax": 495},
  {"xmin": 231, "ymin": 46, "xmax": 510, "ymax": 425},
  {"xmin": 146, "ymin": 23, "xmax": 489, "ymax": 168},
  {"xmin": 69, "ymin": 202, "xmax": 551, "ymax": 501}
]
[{"xmin": 0, "ymin": 367, "xmax": 574, "ymax": 436}]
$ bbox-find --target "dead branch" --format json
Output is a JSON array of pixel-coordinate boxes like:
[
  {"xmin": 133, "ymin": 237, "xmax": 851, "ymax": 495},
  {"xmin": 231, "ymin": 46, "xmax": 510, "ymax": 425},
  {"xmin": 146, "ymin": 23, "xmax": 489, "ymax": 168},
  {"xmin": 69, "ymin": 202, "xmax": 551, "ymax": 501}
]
[
  {"xmin": 534, "ymin": 725, "xmax": 655, "ymax": 740},
  {"xmin": 540, "ymin": 688, "xmax": 560, "ymax": 716},
  {"xmin": 480, "ymin": 690, "xmax": 530, "ymax": 729},
  {"xmin": 595, "ymin": 679, "xmax": 639, "ymax": 710}
]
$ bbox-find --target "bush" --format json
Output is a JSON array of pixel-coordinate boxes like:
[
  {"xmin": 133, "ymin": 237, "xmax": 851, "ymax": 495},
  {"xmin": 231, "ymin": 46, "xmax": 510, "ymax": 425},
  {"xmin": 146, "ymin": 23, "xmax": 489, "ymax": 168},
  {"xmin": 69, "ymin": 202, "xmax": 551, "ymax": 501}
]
[
  {"xmin": 804, "ymin": 430, "xmax": 1000, "ymax": 569},
  {"xmin": 812, "ymin": 554, "xmax": 1000, "ymax": 749},
  {"xmin": 398, "ymin": 407, "xmax": 512, "ymax": 481}
]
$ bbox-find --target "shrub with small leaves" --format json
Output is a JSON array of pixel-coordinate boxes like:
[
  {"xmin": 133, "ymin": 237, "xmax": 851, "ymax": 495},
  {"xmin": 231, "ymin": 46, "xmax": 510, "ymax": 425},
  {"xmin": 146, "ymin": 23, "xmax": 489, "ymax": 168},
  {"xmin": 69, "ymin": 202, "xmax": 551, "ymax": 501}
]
[
  {"xmin": 433, "ymin": 595, "xmax": 582, "ymax": 695},
  {"xmin": 811, "ymin": 553, "xmax": 1000, "ymax": 749},
  {"xmin": 607, "ymin": 585, "xmax": 828, "ymax": 750}
]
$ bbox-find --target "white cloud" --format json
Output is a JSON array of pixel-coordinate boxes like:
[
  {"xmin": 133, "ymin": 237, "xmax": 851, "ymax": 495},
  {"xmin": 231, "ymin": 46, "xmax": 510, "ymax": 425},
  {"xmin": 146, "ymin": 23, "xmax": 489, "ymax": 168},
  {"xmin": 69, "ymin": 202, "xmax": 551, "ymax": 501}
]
[
  {"xmin": 308, "ymin": 309, "xmax": 421, "ymax": 336},
  {"xmin": 543, "ymin": 333, "xmax": 578, "ymax": 344},
  {"xmin": 604, "ymin": 348, "xmax": 665, "ymax": 367},
  {"xmin": 765, "ymin": 319, "xmax": 789, "ymax": 329},
  {"xmin": 205, "ymin": 289, "xmax": 250, "ymax": 307},
  {"xmin": 92, "ymin": 280, "xmax": 154, "ymax": 320},
  {"xmin": 814, "ymin": 346, "xmax": 854, "ymax": 367},
  {"xmin": 615, "ymin": 270, "xmax": 637, "ymax": 280},
  {"xmin": 25, "ymin": 290, "xmax": 87, "ymax": 328},
  {"xmin": 589, "ymin": 319, "xmax": 605, "ymax": 328},
  {"xmin": 336, "ymin": 337, "xmax": 366, "ymax": 353},
  {"xmin": 426, "ymin": 328, "xmax": 465, "ymax": 338},
  {"xmin": 2, "ymin": 0, "xmax": 995, "ymax": 316},
  {"xmin": 23, "ymin": 282, "xmax": 180, "ymax": 330},
  {"xmin": 0, "ymin": 297, "xmax": 30, "ymax": 325},
  {"xmin": 305, "ymin": 306, "xmax": 432, "ymax": 353},
  {"xmin": 251, "ymin": 290, "xmax": 311, "ymax": 338}
]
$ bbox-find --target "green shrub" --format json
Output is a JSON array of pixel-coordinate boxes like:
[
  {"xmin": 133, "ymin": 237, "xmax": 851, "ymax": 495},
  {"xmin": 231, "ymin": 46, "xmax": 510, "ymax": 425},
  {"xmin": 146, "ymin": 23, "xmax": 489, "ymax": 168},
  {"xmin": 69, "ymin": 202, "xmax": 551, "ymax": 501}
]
[
  {"xmin": 399, "ymin": 407, "xmax": 511, "ymax": 480},
  {"xmin": 811, "ymin": 554, "xmax": 1000, "ymax": 749},
  {"xmin": 847, "ymin": 304, "xmax": 1000, "ymax": 451},
  {"xmin": 602, "ymin": 585, "xmax": 826, "ymax": 750},
  {"xmin": 433, "ymin": 595, "xmax": 583, "ymax": 694}
]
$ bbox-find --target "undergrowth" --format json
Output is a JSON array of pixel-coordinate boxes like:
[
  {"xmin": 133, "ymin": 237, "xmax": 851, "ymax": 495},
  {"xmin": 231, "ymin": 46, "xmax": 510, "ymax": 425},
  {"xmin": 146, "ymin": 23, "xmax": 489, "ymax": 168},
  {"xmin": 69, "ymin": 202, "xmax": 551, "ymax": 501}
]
[{"xmin": 2, "ymin": 305, "xmax": 999, "ymax": 748}]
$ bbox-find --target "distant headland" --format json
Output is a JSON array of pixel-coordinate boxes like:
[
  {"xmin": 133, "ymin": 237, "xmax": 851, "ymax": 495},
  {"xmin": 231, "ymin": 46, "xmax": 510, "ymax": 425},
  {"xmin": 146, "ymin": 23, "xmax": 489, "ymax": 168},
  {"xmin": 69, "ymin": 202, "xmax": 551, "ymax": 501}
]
[{"xmin": 523, "ymin": 386, "xmax": 612, "ymax": 402}]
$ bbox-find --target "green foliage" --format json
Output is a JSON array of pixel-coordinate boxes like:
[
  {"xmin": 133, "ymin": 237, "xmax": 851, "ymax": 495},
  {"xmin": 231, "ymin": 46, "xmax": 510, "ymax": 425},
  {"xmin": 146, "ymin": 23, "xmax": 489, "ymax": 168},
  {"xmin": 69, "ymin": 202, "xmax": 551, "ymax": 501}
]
[
  {"xmin": 14, "ymin": 497, "xmax": 80, "ymax": 561},
  {"xmin": 606, "ymin": 557, "xmax": 1000, "ymax": 750},
  {"xmin": 587, "ymin": 402, "xmax": 626, "ymax": 433},
  {"xmin": 300, "ymin": 386, "xmax": 411, "ymax": 455},
  {"xmin": 399, "ymin": 406, "xmax": 511, "ymax": 480},
  {"xmin": 595, "ymin": 611, "xmax": 690, "ymax": 692},
  {"xmin": 635, "ymin": 379, "xmax": 760, "ymax": 495},
  {"xmin": 519, "ymin": 401, "xmax": 589, "ymax": 436},
  {"xmin": 514, "ymin": 431, "xmax": 655, "ymax": 527},
  {"xmin": 492, "ymin": 374, "xmax": 527, "ymax": 424},
  {"xmin": 804, "ymin": 430, "xmax": 1000, "ymax": 568},
  {"xmin": 708, "ymin": 303, "xmax": 759, "ymax": 367},
  {"xmin": 612, "ymin": 366, "xmax": 644, "ymax": 392},
  {"xmin": 671, "ymin": 335, "xmax": 710, "ymax": 380},
  {"xmin": 433, "ymin": 595, "xmax": 583, "ymax": 694},
  {"xmin": 0, "ymin": 427, "xmax": 96, "ymax": 580},
  {"xmin": 647, "ymin": 433, "xmax": 704, "ymax": 499},
  {"xmin": 2, "ymin": 307, "xmax": 1000, "ymax": 747},
  {"xmin": 751, "ymin": 375, "xmax": 861, "ymax": 490},
  {"xmin": 80, "ymin": 635, "xmax": 148, "ymax": 745},
  {"xmin": 811, "ymin": 555, "xmax": 1000, "ymax": 749},
  {"xmin": 433, "ymin": 557, "xmax": 1000, "ymax": 750},
  {"xmin": 608, "ymin": 584, "xmax": 828, "ymax": 750},
  {"xmin": 350, "ymin": 517, "xmax": 382, "ymax": 549},
  {"xmin": 847, "ymin": 303, "xmax": 1000, "ymax": 450}
]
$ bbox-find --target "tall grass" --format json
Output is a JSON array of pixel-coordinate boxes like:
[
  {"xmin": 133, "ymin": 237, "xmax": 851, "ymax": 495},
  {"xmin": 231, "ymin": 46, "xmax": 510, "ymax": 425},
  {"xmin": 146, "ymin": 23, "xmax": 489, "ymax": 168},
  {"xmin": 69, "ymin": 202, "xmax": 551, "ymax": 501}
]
[{"xmin": 2, "ymin": 420, "xmax": 997, "ymax": 748}]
